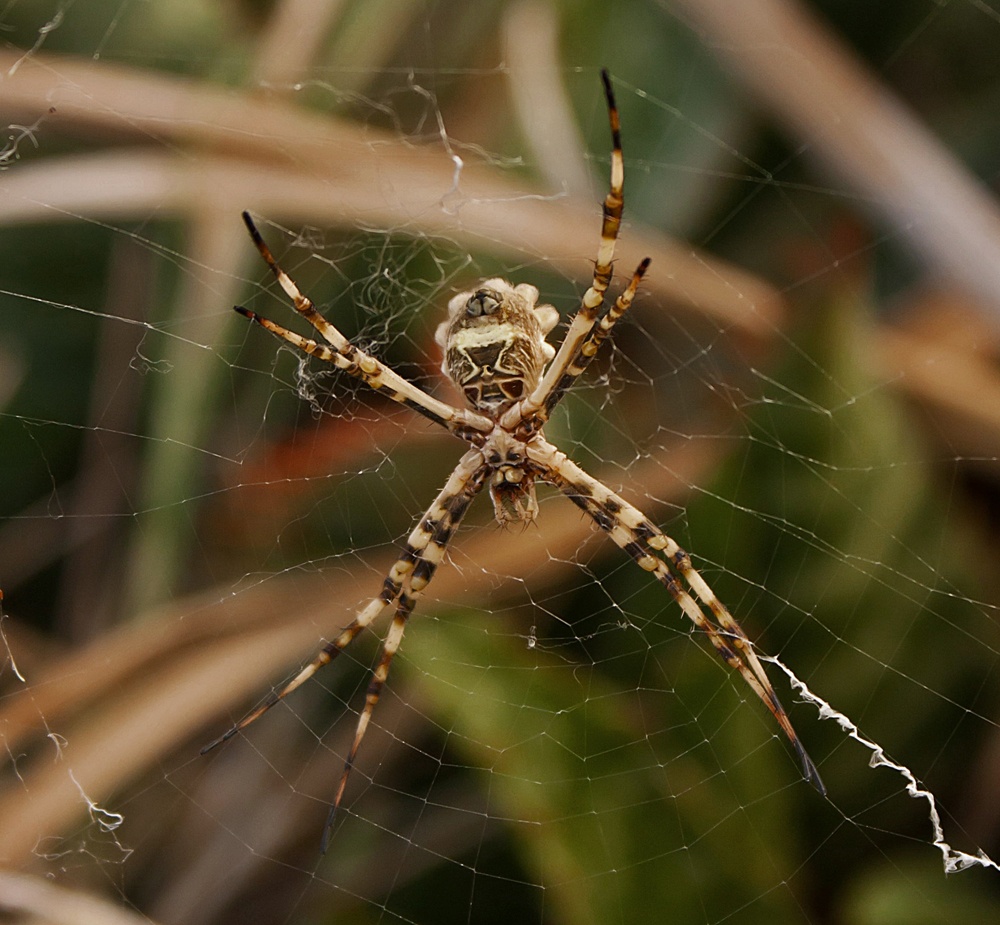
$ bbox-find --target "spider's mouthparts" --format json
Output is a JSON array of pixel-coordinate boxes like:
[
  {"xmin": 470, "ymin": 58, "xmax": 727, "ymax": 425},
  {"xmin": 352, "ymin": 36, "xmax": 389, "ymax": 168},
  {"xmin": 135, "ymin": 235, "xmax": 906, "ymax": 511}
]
[{"xmin": 489, "ymin": 468, "xmax": 539, "ymax": 525}]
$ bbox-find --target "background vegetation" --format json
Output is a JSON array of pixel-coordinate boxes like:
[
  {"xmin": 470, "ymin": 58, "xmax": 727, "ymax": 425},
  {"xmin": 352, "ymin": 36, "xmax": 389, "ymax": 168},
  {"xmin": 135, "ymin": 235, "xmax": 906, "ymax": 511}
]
[{"xmin": 3, "ymin": 1, "xmax": 1000, "ymax": 922}]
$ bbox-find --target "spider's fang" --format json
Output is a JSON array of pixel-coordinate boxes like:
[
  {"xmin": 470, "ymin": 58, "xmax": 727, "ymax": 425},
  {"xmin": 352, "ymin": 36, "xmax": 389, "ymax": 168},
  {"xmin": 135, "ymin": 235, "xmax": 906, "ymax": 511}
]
[{"xmin": 489, "ymin": 468, "xmax": 539, "ymax": 524}]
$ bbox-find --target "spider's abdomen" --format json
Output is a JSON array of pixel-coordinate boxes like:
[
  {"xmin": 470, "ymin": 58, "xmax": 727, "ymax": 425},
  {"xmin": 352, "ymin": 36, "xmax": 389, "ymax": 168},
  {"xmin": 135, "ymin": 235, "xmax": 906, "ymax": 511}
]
[{"xmin": 435, "ymin": 279, "xmax": 558, "ymax": 415}]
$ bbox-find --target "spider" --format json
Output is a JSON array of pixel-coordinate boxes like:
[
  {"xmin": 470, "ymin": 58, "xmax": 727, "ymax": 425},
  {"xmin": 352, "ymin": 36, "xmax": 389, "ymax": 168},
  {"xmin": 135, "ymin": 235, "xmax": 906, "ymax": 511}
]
[{"xmin": 204, "ymin": 70, "xmax": 824, "ymax": 852}]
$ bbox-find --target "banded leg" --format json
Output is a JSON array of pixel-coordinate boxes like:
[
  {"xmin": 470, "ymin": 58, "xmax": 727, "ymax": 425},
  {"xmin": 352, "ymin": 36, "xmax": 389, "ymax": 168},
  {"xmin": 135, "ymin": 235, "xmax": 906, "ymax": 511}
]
[
  {"xmin": 238, "ymin": 212, "xmax": 492, "ymax": 437},
  {"xmin": 533, "ymin": 256, "xmax": 650, "ymax": 419},
  {"xmin": 202, "ymin": 450, "xmax": 490, "ymax": 846},
  {"xmin": 321, "ymin": 456, "xmax": 487, "ymax": 851},
  {"xmin": 505, "ymin": 70, "xmax": 649, "ymax": 432},
  {"xmin": 528, "ymin": 438, "xmax": 824, "ymax": 794}
]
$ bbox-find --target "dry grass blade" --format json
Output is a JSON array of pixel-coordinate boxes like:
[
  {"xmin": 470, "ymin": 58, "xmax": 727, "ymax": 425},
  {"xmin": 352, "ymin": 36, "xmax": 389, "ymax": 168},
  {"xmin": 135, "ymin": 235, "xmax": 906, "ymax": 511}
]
[
  {"xmin": 879, "ymin": 291, "xmax": 1000, "ymax": 470},
  {"xmin": 671, "ymin": 0, "xmax": 1000, "ymax": 323},
  {"xmin": 0, "ymin": 869, "xmax": 161, "ymax": 925},
  {"xmin": 0, "ymin": 49, "xmax": 784, "ymax": 338},
  {"xmin": 503, "ymin": 0, "xmax": 591, "ymax": 199},
  {"xmin": 252, "ymin": 0, "xmax": 347, "ymax": 88}
]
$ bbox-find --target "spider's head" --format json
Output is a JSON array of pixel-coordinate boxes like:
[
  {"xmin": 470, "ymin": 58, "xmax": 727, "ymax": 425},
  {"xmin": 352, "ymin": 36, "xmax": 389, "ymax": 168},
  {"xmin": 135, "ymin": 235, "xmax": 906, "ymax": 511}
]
[
  {"xmin": 482, "ymin": 430, "xmax": 539, "ymax": 525},
  {"xmin": 435, "ymin": 278, "xmax": 559, "ymax": 415},
  {"xmin": 463, "ymin": 287, "xmax": 503, "ymax": 317},
  {"xmin": 489, "ymin": 468, "xmax": 539, "ymax": 525}
]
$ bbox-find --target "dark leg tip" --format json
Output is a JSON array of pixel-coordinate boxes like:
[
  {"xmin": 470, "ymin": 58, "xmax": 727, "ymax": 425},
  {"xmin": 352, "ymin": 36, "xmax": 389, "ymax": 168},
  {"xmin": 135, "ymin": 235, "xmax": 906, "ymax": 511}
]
[
  {"xmin": 320, "ymin": 804, "xmax": 339, "ymax": 854},
  {"xmin": 200, "ymin": 721, "xmax": 244, "ymax": 755},
  {"xmin": 200, "ymin": 732, "xmax": 226, "ymax": 755},
  {"xmin": 796, "ymin": 742, "xmax": 827, "ymax": 797},
  {"xmin": 600, "ymin": 69, "xmax": 618, "ymax": 111},
  {"xmin": 241, "ymin": 211, "xmax": 268, "ymax": 250}
]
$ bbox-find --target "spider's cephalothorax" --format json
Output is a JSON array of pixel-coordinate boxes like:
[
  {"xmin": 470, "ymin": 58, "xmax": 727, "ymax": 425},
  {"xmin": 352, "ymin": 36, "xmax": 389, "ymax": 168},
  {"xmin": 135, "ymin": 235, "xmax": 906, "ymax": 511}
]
[
  {"xmin": 212, "ymin": 70, "xmax": 823, "ymax": 854},
  {"xmin": 435, "ymin": 278, "xmax": 559, "ymax": 415}
]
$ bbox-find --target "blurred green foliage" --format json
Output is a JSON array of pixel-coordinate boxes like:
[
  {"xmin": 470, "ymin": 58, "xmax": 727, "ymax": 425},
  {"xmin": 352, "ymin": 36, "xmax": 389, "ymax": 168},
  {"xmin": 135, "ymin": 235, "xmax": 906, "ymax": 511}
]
[{"xmin": 3, "ymin": 1, "xmax": 1000, "ymax": 923}]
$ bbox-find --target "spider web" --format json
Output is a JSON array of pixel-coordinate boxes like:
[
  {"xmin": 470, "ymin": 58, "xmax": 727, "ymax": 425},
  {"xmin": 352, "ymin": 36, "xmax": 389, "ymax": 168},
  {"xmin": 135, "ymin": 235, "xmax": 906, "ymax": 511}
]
[{"xmin": 3, "ymin": 1, "xmax": 1000, "ymax": 922}]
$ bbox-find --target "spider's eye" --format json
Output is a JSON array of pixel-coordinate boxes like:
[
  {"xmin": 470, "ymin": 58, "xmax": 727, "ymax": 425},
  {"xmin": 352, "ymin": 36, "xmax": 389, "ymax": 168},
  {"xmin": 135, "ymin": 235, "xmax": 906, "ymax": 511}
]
[{"xmin": 466, "ymin": 290, "xmax": 502, "ymax": 317}]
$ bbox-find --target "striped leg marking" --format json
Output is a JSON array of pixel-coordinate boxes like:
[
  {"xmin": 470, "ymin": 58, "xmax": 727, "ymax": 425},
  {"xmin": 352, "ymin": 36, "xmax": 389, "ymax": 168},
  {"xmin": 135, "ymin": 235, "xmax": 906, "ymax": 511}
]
[
  {"xmin": 202, "ymin": 450, "xmax": 490, "ymax": 850},
  {"xmin": 537, "ymin": 256, "xmax": 650, "ymax": 420},
  {"xmin": 236, "ymin": 213, "xmax": 491, "ymax": 437},
  {"xmin": 321, "ymin": 452, "xmax": 488, "ymax": 850},
  {"xmin": 529, "ymin": 439, "xmax": 825, "ymax": 794},
  {"xmin": 505, "ymin": 70, "xmax": 650, "ymax": 434}
]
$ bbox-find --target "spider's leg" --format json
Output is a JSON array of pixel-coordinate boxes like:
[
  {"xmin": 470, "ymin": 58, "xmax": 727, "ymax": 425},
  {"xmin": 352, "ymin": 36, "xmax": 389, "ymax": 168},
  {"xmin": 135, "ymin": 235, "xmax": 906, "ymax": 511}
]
[
  {"xmin": 200, "ymin": 595, "xmax": 394, "ymax": 755},
  {"xmin": 503, "ymin": 70, "xmax": 651, "ymax": 433},
  {"xmin": 533, "ymin": 256, "xmax": 650, "ymax": 419},
  {"xmin": 201, "ymin": 449, "xmax": 486, "ymax": 756},
  {"xmin": 237, "ymin": 213, "xmax": 492, "ymax": 438},
  {"xmin": 530, "ymin": 439, "xmax": 825, "ymax": 795},
  {"xmin": 321, "ymin": 452, "xmax": 488, "ymax": 851}
]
